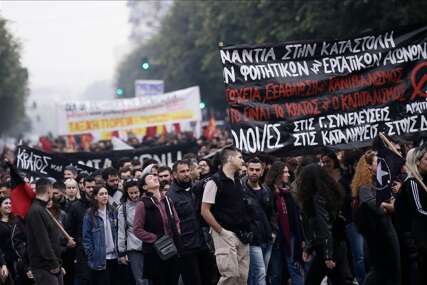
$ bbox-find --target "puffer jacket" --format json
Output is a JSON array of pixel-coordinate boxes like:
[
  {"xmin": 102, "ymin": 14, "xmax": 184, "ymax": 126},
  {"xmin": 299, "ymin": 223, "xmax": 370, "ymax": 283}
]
[{"xmin": 118, "ymin": 200, "xmax": 143, "ymax": 256}]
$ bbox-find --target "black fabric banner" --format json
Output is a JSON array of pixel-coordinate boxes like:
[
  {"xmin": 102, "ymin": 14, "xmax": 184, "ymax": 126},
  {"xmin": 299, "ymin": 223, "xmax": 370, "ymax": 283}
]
[
  {"xmin": 16, "ymin": 142, "xmax": 198, "ymax": 180},
  {"xmin": 219, "ymin": 25, "xmax": 427, "ymax": 155}
]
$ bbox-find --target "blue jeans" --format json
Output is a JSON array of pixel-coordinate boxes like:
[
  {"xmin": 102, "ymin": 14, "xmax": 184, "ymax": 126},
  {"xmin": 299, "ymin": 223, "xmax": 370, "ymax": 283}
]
[
  {"xmin": 127, "ymin": 251, "xmax": 149, "ymax": 285},
  {"xmin": 345, "ymin": 223, "xmax": 366, "ymax": 284},
  {"xmin": 269, "ymin": 238, "xmax": 304, "ymax": 285},
  {"xmin": 248, "ymin": 244, "xmax": 272, "ymax": 285}
]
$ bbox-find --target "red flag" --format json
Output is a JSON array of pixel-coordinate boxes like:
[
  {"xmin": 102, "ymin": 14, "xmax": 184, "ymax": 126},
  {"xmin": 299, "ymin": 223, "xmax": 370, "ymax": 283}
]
[
  {"xmin": 204, "ymin": 117, "xmax": 218, "ymax": 140},
  {"xmin": 173, "ymin": 123, "xmax": 181, "ymax": 135},
  {"xmin": 144, "ymin": 126, "xmax": 157, "ymax": 139},
  {"xmin": 39, "ymin": 136, "xmax": 52, "ymax": 153}
]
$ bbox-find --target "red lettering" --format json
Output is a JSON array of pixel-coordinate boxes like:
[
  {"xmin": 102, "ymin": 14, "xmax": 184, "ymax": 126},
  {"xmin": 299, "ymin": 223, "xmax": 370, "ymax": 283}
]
[
  {"xmin": 228, "ymin": 108, "xmax": 241, "ymax": 123},
  {"xmin": 243, "ymin": 106, "xmax": 271, "ymax": 121},
  {"xmin": 273, "ymin": 104, "xmax": 285, "ymax": 119},
  {"xmin": 284, "ymin": 99, "xmax": 320, "ymax": 118},
  {"xmin": 226, "ymin": 87, "xmax": 261, "ymax": 104}
]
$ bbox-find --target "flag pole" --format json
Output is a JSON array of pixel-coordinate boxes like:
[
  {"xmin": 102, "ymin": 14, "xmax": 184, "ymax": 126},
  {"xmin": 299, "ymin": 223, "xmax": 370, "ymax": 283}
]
[
  {"xmin": 379, "ymin": 133, "xmax": 427, "ymax": 193},
  {"xmin": 45, "ymin": 208, "xmax": 74, "ymax": 242}
]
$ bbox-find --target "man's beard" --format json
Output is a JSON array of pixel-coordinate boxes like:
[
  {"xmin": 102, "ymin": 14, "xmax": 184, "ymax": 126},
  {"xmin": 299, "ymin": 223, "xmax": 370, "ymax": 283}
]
[
  {"xmin": 160, "ymin": 180, "xmax": 169, "ymax": 189},
  {"xmin": 177, "ymin": 179, "xmax": 192, "ymax": 189},
  {"xmin": 249, "ymin": 176, "xmax": 259, "ymax": 183}
]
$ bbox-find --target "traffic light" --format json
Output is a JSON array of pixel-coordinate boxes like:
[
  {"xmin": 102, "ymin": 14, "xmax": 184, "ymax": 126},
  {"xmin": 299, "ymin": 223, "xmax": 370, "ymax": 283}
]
[
  {"xmin": 116, "ymin": 88, "xmax": 124, "ymax": 96},
  {"xmin": 199, "ymin": 102, "xmax": 206, "ymax": 109},
  {"xmin": 141, "ymin": 57, "xmax": 150, "ymax": 70}
]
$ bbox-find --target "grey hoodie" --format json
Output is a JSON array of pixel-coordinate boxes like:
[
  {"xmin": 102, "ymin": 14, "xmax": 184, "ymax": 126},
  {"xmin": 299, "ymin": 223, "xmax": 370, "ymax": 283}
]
[{"xmin": 118, "ymin": 200, "xmax": 143, "ymax": 254}]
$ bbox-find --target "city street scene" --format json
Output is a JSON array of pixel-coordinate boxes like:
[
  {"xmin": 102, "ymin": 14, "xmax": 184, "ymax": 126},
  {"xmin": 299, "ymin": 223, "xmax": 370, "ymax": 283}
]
[{"xmin": 0, "ymin": 1, "xmax": 427, "ymax": 285}]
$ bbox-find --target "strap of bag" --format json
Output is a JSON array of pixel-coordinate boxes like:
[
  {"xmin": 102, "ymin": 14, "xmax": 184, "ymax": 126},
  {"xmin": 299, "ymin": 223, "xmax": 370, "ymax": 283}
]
[
  {"xmin": 151, "ymin": 196, "xmax": 180, "ymax": 242},
  {"xmin": 122, "ymin": 202, "xmax": 128, "ymax": 252},
  {"xmin": 10, "ymin": 224, "xmax": 22, "ymax": 259},
  {"xmin": 164, "ymin": 196, "xmax": 181, "ymax": 251}
]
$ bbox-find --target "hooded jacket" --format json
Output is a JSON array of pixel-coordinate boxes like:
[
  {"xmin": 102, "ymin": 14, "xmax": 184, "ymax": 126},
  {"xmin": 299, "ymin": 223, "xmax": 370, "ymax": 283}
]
[{"xmin": 117, "ymin": 200, "xmax": 143, "ymax": 255}]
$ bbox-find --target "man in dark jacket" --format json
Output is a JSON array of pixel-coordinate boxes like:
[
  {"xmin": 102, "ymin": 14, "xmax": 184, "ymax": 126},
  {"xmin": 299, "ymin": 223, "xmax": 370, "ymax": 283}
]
[
  {"xmin": 26, "ymin": 178, "xmax": 63, "ymax": 285},
  {"xmin": 241, "ymin": 158, "xmax": 276, "ymax": 285},
  {"xmin": 167, "ymin": 160, "xmax": 203, "ymax": 285},
  {"xmin": 65, "ymin": 176, "xmax": 96, "ymax": 285}
]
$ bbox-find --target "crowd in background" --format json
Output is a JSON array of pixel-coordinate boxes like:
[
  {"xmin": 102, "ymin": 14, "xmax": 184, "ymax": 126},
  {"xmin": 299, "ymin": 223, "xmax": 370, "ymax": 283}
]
[{"xmin": 0, "ymin": 132, "xmax": 426, "ymax": 285}]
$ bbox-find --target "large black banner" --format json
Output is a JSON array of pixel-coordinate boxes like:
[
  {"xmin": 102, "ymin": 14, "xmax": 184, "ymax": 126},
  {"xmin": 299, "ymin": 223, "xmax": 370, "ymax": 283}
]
[
  {"xmin": 219, "ymin": 25, "xmax": 427, "ymax": 155},
  {"xmin": 16, "ymin": 142, "xmax": 197, "ymax": 180}
]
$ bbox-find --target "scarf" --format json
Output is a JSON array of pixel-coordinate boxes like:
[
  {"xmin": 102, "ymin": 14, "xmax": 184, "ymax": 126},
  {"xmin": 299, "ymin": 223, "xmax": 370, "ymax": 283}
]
[{"xmin": 275, "ymin": 186, "xmax": 291, "ymax": 256}]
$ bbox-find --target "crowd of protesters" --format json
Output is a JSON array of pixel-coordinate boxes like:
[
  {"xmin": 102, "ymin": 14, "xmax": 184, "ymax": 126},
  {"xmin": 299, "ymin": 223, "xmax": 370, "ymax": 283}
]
[{"xmin": 0, "ymin": 131, "xmax": 426, "ymax": 285}]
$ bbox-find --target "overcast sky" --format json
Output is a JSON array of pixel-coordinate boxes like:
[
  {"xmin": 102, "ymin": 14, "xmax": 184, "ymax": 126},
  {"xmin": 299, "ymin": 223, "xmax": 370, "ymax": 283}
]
[{"xmin": 0, "ymin": 1, "xmax": 130, "ymax": 100}]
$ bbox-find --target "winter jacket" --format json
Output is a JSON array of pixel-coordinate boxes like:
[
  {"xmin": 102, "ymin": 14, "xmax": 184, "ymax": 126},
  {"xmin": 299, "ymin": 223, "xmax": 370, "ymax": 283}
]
[
  {"xmin": 241, "ymin": 177, "xmax": 276, "ymax": 245},
  {"xmin": 117, "ymin": 200, "xmax": 143, "ymax": 256},
  {"xmin": 404, "ymin": 176, "xmax": 427, "ymax": 241},
  {"xmin": 26, "ymin": 199, "xmax": 62, "ymax": 271},
  {"xmin": 167, "ymin": 181, "xmax": 204, "ymax": 254},
  {"xmin": 273, "ymin": 187, "xmax": 304, "ymax": 262},
  {"xmin": 82, "ymin": 206, "xmax": 118, "ymax": 270},
  {"xmin": 65, "ymin": 192, "xmax": 92, "ymax": 246},
  {"xmin": 0, "ymin": 218, "xmax": 27, "ymax": 266},
  {"xmin": 302, "ymin": 193, "xmax": 343, "ymax": 260}
]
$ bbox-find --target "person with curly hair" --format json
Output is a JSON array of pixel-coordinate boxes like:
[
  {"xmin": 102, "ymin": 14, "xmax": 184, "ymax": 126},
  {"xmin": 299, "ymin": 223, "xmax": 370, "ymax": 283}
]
[{"xmin": 352, "ymin": 150, "xmax": 400, "ymax": 285}]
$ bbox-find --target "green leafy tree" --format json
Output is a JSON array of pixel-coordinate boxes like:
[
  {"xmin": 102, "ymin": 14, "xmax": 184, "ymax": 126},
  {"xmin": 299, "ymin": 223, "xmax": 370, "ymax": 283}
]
[{"xmin": 0, "ymin": 17, "xmax": 29, "ymax": 135}]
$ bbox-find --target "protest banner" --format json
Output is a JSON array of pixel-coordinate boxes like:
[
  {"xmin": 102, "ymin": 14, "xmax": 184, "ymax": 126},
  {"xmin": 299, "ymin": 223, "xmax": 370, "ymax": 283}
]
[
  {"xmin": 56, "ymin": 86, "xmax": 202, "ymax": 135},
  {"xmin": 219, "ymin": 25, "xmax": 427, "ymax": 155},
  {"xmin": 16, "ymin": 142, "xmax": 197, "ymax": 179},
  {"xmin": 15, "ymin": 146, "xmax": 96, "ymax": 181},
  {"xmin": 135, "ymin": 80, "xmax": 164, "ymax": 97}
]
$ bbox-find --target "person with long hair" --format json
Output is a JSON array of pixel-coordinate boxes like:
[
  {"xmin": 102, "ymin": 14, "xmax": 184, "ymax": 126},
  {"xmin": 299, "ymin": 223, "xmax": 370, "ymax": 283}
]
[
  {"xmin": 82, "ymin": 186, "xmax": 119, "ymax": 285},
  {"xmin": 351, "ymin": 150, "xmax": 401, "ymax": 285},
  {"xmin": 133, "ymin": 173, "xmax": 181, "ymax": 285},
  {"xmin": 265, "ymin": 161, "xmax": 304, "ymax": 285},
  {"xmin": 393, "ymin": 147, "xmax": 418, "ymax": 285},
  {"xmin": 400, "ymin": 145, "xmax": 427, "ymax": 284},
  {"xmin": 320, "ymin": 150, "xmax": 366, "ymax": 284},
  {"xmin": 117, "ymin": 178, "xmax": 148, "ymax": 285},
  {"xmin": 0, "ymin": 197, "xmax": 31, "ymax": 285},
  {"xmin": 296, "ymin": 163, "xmax": 348, "ymax": 285}
]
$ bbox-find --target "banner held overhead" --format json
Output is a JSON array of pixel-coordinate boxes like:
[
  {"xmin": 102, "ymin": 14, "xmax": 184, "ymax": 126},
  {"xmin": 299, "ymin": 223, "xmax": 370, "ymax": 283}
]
[
  {"xmin": 219, "ymin": 25, "xmax": 427, "ymax": 155},
  {"xmin": 56, "ymin": 86, "xmax": 202, "ymax": 135}
]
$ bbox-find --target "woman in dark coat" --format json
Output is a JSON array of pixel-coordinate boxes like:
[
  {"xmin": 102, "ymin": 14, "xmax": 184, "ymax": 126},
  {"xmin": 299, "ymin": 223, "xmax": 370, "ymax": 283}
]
[
  {"xmin": 296, "ymin": 163, "xmax": 349, "ymax": 285},
  {"xmin": 0, "ymin": 196, "xmax": 32, "ymax": 285}
]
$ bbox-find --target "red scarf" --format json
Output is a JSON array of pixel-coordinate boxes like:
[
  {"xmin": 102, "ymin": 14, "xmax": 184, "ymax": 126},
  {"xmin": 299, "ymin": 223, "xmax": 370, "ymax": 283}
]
[{"xmin": 275, "ymin": 186, "xmax": 291, "ymax": 255}]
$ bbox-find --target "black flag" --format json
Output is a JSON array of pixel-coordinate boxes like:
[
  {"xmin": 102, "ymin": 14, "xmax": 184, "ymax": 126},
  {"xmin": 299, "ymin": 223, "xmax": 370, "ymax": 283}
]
[{"xmin": 373, "ymin": 135, "xmax": 405, "ymax": 205}]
